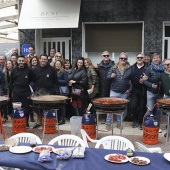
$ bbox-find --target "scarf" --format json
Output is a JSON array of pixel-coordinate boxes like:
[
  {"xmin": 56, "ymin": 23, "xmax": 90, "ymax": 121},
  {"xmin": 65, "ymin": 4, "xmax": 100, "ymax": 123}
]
[{"xmin": 151, "ymin": 62, "xmax": 164, "ymax": 72}]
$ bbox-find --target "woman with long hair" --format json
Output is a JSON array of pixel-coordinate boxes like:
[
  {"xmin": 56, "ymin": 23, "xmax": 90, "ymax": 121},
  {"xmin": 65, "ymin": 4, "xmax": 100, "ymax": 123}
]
[
  {"xmin": 3, "ymin": 60, "xmax": 14, "ymax": 121},
  {"xmin": 68, "ymin": 57, "xmax": 87, "ymax": 116},
  {"xmin": 29, "ymin": 56, "xmax": 39, "ymax": 68},
  {"xmin": 54, "ymin": 60, "xmax": 69, "ymax": 125}
]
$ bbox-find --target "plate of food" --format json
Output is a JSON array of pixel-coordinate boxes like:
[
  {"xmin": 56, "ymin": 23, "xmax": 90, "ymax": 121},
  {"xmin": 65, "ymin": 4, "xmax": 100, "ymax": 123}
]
[
  {"xmin": 9, "ymin": 146, "xmax": 32, "ymax": 154},
  {"xmin": 129, "ymin": 156, "xmax": 150, "ymax": 165},
  {"xmin": 164, "ymin": 153, "xmax": 170, "ymax": 162},
  {"xmin": 0, "ymin": 144, "xmax": 11, "ymax": 151},
  {"xmin": 104, "ymin": 153, "xmax": 129, "ymax": 163},
  {"xmin": 33, "ymin": 145, "xmax": 54, "ymax": 153}
]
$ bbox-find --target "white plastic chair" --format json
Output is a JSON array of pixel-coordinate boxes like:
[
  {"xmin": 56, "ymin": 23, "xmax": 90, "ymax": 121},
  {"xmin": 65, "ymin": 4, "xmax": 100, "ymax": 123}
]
[
  {"xmin": 48, "ymin": 134, "xmax": 86, "ymax": 147},
  {"xmin": 80, "ymin": 129, "xmax": 98, "ymax": 147},
  {"xmin": 11, "ymin": 132, "xmax": 42, "ymax": 144},
  {"xmin": 135, "ymin": 142, "xmax": 162, "ymax": 153},
  {"xmin": 95, "ymin": 136, "xmax": 135, "ymax": 151}
]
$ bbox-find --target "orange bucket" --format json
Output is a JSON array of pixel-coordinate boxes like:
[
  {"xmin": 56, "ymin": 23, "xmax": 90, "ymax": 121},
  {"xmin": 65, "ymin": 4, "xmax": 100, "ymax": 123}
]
[
  {"xmin": 42, "ymin": 117, "xmax": 56, "ymax": 134},
  {"xmin": 143, "ymin": 125, "xmax": 159, "ymax": 145},
  {"xmin": 82, "ymin": 124, "xmax": 96, "ymax": 141},
  {"xmin": 12, "ymin": 118, "xmax": 26, "ymax": 134}
]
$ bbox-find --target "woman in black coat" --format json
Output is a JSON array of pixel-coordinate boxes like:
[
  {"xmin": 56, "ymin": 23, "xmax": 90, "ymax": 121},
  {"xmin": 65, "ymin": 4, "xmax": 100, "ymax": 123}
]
[{"xmin": 68, "ymin": 57, "xmax": 87, "ymax": 116}]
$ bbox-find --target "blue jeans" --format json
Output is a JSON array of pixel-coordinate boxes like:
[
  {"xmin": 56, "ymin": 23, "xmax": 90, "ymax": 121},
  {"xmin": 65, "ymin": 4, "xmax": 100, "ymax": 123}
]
[
  {"xmin": 106, "ymin": 90, "xmax": 128, "ymax": 125},
  {"xmin": 146, "ymin": 91, "xmax": 162, "ymax": 122}
]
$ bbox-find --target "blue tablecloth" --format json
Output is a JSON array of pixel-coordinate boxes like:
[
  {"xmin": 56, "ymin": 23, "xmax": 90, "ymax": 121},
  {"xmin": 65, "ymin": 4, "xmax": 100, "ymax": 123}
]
[{"xmin": 0, "ymin": 141, "xmax": 169, "ymax": 170}]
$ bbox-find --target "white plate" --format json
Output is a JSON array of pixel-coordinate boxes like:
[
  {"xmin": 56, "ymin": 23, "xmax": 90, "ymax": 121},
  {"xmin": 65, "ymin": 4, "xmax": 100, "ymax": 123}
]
[
  {"xmin": 0, "ymin": 144, "xmax": 11, "ymax": 151},
  {"xmin": 33, "ymin": 145, "xmax": 55, "ymax": 153},
  {"xmin": 104, "ymin": 154, "xmax": 129, "ymax": 163},
  {"xmin": 9, "ymin": 146, "xmax": 32, "ymax": 154},
  {"xmin": 164, "ymin": 153, "xmax": 170, "ymax": 162},
  {"xmin": 129, "ymin": 156, "xmax": 150, "ymax": 165}
]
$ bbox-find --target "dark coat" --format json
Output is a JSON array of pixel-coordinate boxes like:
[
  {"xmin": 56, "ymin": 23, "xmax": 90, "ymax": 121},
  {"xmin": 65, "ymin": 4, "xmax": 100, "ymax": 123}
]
[
  {"xmin": 0, "ymin": 70, "xmax": 5, "ymax": 96},
  {"xmin": 68, "ymin": 66, "xmax": 87, "ymax": 98},
  {"xmin": 107, "ymin": 64, "xmax": 132, "ymax": 93},
  {"xmin": 11, "ymin": 64, "xmax": 32, "ymax": 97},
  {"xmin": 144, "ymin": 65, "xmax": 164, "ymax": 94},
  {"xmin": 57, "ymin": 70, "xmax": 69, "ymax": 86},
  {"xmin": 97, "ymin": 60, "xmax": 114, "ymax": 97},
  {"xmin": 86, "ymin": 67, "xmax": 99, "ymax": 99},
  {"xmin": 32, "ymin": 63, "xmax": 59, "ymax": 95}
]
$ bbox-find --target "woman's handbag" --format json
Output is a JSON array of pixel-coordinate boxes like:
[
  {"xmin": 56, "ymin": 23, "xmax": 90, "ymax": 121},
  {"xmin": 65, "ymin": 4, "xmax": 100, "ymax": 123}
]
[
  {"xmin": 59, "ymin": 86, "xmax": 70, "ymax": 96},
  {"xmin": 71, "ymin": 88, "xmax": 82, "ymax": 97}
]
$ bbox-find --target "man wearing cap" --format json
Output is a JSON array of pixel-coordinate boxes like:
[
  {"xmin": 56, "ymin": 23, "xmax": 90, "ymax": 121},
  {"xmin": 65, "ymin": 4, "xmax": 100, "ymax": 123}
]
[
  {"xmin": 130, "ymin": 53, "xmax": 147, "ymax": 130},
  {"xmin": 96, "ymin": 51, "xmax": 114, "ymax": 123},
  {"xmin": 143, "ymin": 53, "xmax": 164, "ymax": 133}
]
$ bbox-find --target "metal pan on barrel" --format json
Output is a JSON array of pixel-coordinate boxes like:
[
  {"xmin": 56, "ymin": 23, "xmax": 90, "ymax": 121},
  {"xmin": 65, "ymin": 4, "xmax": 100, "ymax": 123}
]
[
  {"xmin": 31, "ymin": 95, "xmax": 68, "ymax": 109},
  {"xmin": 157, "ymin": 98, "xmax": 170, "ymax": 110},
  {"xmin": 0, "ymin": 96, "xmax": 9, "ymax": 104},
  {"xmin": 92, "ymin": 97, "xmax": 129, "ymax": 111}
]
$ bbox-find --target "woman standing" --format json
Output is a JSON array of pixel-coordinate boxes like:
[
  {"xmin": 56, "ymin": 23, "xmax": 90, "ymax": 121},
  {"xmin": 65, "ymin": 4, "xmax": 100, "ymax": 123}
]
[
  {"xmin": 84, "ymin": 58, "xmax": 99, "ymax": 112},
  {"xmin": 51, "ymin": 52, "xmax": 64, "ymax": 67},
  {"xmin": 69, "ymin": 57, "xmax": 87, "ymax": 116},
  {"xmin": 54, "ymin": 60, "xmax": 69, "ymax": 125},
  {"xmin": 64, "ymin": 59, "xmax": 72, "ymax": 73},
  {"xmin": 3, "ymin": 60, "xmax": 14, "ymax": 121}
]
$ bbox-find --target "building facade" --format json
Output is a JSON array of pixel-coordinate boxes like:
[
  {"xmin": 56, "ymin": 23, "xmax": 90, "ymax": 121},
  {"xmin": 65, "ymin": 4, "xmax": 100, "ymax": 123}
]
[{"xmin": 19, "ymin": 0, "xmax": 170, "ymax": 65}]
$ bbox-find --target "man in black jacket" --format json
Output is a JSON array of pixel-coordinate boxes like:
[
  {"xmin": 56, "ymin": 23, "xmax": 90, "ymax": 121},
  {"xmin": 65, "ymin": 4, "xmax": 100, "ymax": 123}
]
[
  {"xmin": 32, "ymin": 54, "xmax": 59, "ymax": 129},
  {"xmin": 11, "ymin": 55, "xmax": 32, "ymax": 128},
  {"xmin": 131, "ymin": 53, "xmax": 147, "ymax": 130}
]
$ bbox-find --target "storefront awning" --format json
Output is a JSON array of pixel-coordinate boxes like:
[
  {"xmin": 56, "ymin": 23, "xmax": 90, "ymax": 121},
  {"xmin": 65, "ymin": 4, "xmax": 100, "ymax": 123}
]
[{"xmin": 18, "ymin": 0, "xmax": 81, "ymax": 29}]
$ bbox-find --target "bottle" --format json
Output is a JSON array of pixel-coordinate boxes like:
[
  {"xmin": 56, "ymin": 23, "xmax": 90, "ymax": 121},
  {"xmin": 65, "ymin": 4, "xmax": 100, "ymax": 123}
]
[{"xmin": 126, "ymin": 148, "xmax": 134, "ymax": 157}]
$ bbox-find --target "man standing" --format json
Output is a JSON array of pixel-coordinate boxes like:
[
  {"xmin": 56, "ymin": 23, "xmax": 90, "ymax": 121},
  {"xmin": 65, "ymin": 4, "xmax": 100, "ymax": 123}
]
[
  {"xmin": 25, "ymin": 46, "xmax": 40, "ymax": 65},
  {"xmin": 32, "ymin": 54, "xmax": 59, "ymax": 129},
  {"xmin": 96, "ymin": 51, "xmax": 114, "ymax": 124},
  {"xmin": 11, "ymin": 55, "xmax": 32, "ymax": 128},
  {"xmin": 131, "ymin": 53, "xmax": 147, "ymax": 130},
  {"xmin": 48, "ymin": 48, "xmax": 56, "ymax": 63},
  {"xmin": 0, "ymin": 55, "xmax": 6, "ymax": 71},
  {"xmin": 143, "ymin": 53, "xmax": 164, "ymax": 132}
]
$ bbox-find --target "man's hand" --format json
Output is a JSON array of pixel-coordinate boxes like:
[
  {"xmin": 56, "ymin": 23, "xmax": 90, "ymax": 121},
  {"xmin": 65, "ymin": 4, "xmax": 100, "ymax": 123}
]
[
  {"xmin": 152, "ymin": 84, "xmax": 158, "ymax": 89},
  {"xmin": 111, "ymin": 73, "xmax": 116, "ymax": 78}
]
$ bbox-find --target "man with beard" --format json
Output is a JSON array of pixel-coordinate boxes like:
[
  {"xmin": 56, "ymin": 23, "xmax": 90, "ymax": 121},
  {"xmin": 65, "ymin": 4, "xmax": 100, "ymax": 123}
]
[
  {"xmin": 10, "ymin": 55, "xmax": 32, "ymax": 128},
  {"xmin": 32, "ymin": 54, "xmax": 59, "ymax": 129}
]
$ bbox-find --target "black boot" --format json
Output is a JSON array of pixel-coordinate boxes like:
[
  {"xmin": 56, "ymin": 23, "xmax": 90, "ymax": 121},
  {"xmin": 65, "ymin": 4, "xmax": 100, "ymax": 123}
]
[
  {"xmin": 73, "ymin": 108, "xmax": 79, "ymax": 116},
  {"xmin": 58, "ymin": 119, "xmax": 65, "ymax": 125}
]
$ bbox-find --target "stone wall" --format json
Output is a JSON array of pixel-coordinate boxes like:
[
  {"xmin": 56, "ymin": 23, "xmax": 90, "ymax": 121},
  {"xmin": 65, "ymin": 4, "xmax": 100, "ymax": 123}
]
[{"xmin": 19, "ymin": 0, "xmax": 170, "ymax": 58}]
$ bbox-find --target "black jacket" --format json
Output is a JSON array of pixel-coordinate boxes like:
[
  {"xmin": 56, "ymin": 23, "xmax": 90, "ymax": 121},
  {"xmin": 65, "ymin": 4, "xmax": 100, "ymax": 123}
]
[
  {"xmin": 69, "ymin": 66, "xmax": 87, "ymax": 89},
  {"xmin": 32, "ymin": 63, "xmax": 59, "ymax": 95},
  {"xmin": 97, "ymin": 60, "xmax": 114, "ymax": 97},
  {"xmin": 11, "ymin": 64, "xmax": 32, "ymax": 96}
]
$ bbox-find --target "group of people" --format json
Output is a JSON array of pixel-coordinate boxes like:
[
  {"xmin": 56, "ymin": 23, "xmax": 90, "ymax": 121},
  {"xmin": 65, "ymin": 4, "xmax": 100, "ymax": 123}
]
[{"xmin": 0, "ymin": 46, "xmax": 170, "ymax": 134}]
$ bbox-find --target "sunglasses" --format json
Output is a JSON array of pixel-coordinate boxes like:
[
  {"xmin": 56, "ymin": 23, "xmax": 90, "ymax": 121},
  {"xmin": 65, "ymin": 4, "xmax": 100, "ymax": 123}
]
[
  {"xmin": 56, "ymin": 56, "xmax": 62, "ymax": 58},
  {"xmin": 119, "ymin": 58, "xmax": 127, "ymax": 60},
  {"xmin": 137, "ymin": 57, "xmax": 144, "ymax": 59},
  {"xmin": 164, "ymin": 63, "xmax": 170, "ymax": 66},
  {"xmin": 103, "ymin": 55, "xmax": 109, "ymax": 57}
]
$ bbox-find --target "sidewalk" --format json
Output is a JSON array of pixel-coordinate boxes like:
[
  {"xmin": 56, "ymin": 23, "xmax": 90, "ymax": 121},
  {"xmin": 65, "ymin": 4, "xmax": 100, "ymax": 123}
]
[{"xmin": 0, "ymin": 114, "xmax": 169, "ymax": 153}]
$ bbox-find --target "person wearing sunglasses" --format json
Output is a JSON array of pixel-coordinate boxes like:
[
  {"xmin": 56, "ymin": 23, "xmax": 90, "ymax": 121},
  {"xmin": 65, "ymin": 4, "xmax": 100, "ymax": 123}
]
[
  {"xmin": 142, "ymin": 53, "xmax": 164, "ymax": 133},
  {"xmin": 142, "ymin": 58, "xmax": 170, "ymax": 136},
  {"xmin": 130, "ymin": 53, "xmax": 147, "ymax": 130},
  {"xmin": 106, "ymin": 52, "xmax": 131, "ymax": 130},
  {"xmin": 96, "ymin": 51, "xmax": 115, "ymax": 124}
]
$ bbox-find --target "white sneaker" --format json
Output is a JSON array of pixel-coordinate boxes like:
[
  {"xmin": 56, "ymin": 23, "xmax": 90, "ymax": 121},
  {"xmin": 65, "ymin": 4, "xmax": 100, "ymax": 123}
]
[{"xmin": 159, "ymin": 128, "xmax": 162, "ymax": 133}]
